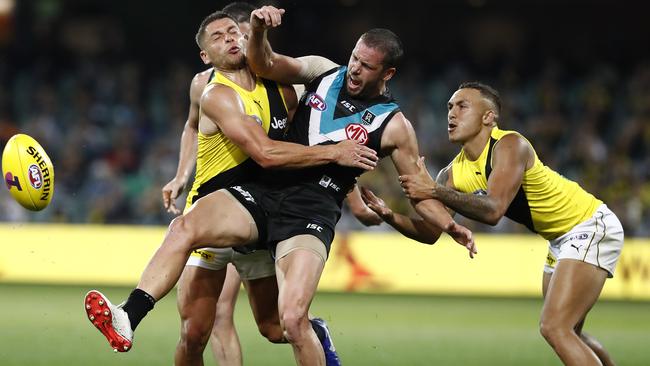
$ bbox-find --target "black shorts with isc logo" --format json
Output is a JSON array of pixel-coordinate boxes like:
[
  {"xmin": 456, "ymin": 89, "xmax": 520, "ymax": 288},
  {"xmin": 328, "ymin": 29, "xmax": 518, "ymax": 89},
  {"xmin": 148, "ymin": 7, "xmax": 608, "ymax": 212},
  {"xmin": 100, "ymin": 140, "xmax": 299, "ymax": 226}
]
[{"xmin": 225, "ymin": 182, "xmax": 341, "ymax": 257}]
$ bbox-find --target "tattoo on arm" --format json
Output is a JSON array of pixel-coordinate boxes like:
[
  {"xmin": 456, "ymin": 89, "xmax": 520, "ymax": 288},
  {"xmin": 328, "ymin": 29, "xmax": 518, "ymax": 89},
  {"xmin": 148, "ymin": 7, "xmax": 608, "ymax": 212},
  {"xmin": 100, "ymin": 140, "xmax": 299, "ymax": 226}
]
[{"xmin": 434, "ymin": 186, "xmax": 495, "ymax": 223}]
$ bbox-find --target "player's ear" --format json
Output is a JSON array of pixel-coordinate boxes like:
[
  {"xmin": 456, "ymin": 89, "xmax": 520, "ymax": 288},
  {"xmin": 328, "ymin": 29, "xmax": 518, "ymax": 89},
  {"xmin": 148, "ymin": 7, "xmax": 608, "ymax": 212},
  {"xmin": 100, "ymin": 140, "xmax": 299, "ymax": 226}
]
[
  {"xmin": 483, "ymin": 110, "xmax": 496, "ymax": 126},
  {"xmin": 382, "ymin": 67, "xmax": 396, "ymax": 81},
  {"xmin": 199, "ymin": 50, "xmax": 210, "ymax": 66}
]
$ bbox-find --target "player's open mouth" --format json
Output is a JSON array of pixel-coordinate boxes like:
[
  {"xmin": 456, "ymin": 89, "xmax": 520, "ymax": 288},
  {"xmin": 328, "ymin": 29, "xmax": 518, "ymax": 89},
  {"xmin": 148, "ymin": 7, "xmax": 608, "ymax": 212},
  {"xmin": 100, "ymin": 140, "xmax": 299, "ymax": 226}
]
[
  {"xmin": 228, "ymin": 46, "xmax": 240, "ymax": 54},
  {"xmin": 448, "ymin": 122, "xmax": 457, "ymax": 132},
  {"xmin": 347, "ymin": 77, "xmax": 361, "ymax": 90}
]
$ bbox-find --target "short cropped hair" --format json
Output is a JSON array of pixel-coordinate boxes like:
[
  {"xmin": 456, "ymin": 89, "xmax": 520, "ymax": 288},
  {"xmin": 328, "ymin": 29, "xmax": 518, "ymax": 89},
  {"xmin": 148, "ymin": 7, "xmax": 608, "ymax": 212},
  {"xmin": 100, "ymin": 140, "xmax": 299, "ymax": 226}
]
[
  {"xmin": 195, "ymin": 11, "xmax": 237, "ymax": 48},
  {"xmin": 222, "ymin": 2, "xmax": 256, "ymax": 23},
  {"xmin": 359, "ymin": 28, "xmax": 404, "ymax": 69},
  {"xmin": 459, "ymin": 81, "xmax": 502, "ymax": 117}
]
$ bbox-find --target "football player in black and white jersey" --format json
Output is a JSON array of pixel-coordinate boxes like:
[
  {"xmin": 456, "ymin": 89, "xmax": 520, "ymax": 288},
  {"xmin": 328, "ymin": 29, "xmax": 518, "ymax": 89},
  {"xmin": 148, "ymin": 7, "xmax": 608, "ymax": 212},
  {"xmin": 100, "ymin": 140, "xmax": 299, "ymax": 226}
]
[{"xmin": 224, "ymin": 6, "xmax": 477, "ymax": 365}]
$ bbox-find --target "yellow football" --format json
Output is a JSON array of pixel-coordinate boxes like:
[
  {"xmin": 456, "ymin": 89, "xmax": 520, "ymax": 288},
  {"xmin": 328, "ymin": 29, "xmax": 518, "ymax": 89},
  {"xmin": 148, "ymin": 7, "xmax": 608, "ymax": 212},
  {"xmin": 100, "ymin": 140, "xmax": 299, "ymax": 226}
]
[{"xmin": 2, "ymin": 134, "xmax": 55, "ymax": 211}]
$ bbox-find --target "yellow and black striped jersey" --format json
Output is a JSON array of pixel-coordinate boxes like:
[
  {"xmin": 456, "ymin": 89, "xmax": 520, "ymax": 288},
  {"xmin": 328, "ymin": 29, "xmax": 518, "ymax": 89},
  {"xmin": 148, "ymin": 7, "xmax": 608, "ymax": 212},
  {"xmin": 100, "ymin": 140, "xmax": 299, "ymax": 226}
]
[
  {"xmin": 450, "ymin": 126, "xmax": 603, "ymax": 240},
  {"xmin": 185, "ymin": 70, "xmax": 289, "ymax": 210}
]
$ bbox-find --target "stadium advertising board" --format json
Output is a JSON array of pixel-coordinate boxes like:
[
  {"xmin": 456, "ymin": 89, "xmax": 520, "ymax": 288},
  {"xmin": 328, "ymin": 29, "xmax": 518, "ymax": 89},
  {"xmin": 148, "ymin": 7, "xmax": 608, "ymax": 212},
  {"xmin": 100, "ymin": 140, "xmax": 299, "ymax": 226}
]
[{"xmin": 0, "ymin": 224, "xmax": 648, "ymax": 299}]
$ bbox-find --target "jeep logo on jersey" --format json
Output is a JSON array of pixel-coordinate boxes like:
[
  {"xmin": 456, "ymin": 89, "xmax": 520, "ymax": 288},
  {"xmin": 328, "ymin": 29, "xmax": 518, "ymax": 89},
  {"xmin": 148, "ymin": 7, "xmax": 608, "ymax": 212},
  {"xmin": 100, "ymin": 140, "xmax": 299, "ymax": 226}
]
[
  {"xmin": 307, "ymin": 93, "xmax": 327, "ymax": 111},
  {"xmin": 345, "ymin": 123, "xmax": 369, "ymax": 145},
  {"xmin": 361, "ymin": 110, "xmax": 376, "ymax": 125},
  {"xmin": 28, "ymin": 164, "xmax": 43, "ymax": 189},
  {"xmin": 271, "ymin": 116, "xmax": 287, "ymax": 130}
]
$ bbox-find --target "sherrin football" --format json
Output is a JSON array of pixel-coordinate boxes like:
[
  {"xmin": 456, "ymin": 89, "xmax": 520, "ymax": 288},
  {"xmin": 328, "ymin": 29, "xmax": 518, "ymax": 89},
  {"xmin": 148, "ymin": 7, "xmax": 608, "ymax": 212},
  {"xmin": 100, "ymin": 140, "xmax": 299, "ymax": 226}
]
[{"xmin": 2, "ymin": 134, "xmax": 55, "ymax": 211}]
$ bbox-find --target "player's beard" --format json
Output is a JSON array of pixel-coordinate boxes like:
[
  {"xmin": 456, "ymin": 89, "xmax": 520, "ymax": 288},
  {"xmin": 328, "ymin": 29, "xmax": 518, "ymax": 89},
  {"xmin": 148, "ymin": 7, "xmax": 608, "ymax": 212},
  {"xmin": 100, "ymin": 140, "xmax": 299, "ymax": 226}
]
[
  {"xmin": 348, "ymin": 77, "xmax": 382, "ymax": 99},
  {"xmin": 217, "ymin": 53, "xmax": 246, "ymax": 71}
]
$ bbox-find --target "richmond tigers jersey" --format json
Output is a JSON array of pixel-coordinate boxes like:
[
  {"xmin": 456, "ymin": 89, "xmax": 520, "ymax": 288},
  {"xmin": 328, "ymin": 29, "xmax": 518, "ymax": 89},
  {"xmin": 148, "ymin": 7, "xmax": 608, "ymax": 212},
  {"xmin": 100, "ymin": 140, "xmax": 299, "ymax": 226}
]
[
  {"xmin": 185, "ymin": 70, "xmax": 289, "ymax": 209},
  {"xmin": 262, "ymin": 66, "xmax": 400, "ymax": 202},
  {"xmin": 450, "ymin": 126, "xmax": 603, "ymax": 240}
]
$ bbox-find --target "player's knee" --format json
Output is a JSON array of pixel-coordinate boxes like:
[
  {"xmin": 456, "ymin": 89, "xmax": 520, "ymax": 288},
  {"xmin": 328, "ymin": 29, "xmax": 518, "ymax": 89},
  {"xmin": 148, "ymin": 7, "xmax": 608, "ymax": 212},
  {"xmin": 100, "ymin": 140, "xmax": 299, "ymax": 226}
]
[
  {"xmin": 539, "ymin": 318, "xmax": 570, "ymax": 344},
  {"xmin": 258, "ymin": 319, "xmax": 285, "ymax": 343},
  {"xmin": 168, "ymin": 216, "xmax": 197, "ymax": 247},
  {"xmin": 179, "ymin": 320, "xmax": 211, "ymax": 352},
  {"xmin": 280, "ymin": 309, "xmax": 309, "ymax": 343}
]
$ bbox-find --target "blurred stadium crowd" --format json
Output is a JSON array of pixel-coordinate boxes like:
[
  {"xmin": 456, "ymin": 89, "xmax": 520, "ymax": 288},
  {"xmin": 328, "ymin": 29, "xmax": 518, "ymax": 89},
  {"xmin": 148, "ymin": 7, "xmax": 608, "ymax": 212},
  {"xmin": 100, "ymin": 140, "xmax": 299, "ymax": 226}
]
[{"xmin": 1, "ymin": 0, "xmax": 648, "ymax": 236}]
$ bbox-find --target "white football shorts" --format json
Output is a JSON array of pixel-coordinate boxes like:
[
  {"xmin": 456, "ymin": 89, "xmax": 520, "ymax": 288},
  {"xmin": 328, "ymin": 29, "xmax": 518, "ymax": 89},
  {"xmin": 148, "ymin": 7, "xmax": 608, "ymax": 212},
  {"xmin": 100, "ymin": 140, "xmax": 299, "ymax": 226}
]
[
  {"xmin": 544, "ymin": 204, "xmax": 624, "ymax": 278},
  {"xmin": 186, "ymin": 247, "xmax": 275, "ymax": 280}
]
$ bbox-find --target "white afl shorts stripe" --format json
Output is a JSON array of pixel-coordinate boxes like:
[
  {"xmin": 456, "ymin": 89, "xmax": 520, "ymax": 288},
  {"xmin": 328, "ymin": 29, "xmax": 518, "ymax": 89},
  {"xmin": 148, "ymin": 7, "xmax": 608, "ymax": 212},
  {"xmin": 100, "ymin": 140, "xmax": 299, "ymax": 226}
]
[
  {"xmin": 186, "ymin": 247, "xmax": 275, "ymax": 280},
  {"xmin": 544, "ymin": 204, "xmax": 623, "ymax": 278}
]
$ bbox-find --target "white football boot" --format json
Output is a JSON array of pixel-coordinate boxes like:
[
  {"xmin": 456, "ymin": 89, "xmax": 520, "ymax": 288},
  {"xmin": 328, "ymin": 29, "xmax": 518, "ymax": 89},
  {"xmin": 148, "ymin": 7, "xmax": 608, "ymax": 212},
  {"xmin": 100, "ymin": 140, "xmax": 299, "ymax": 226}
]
[{"xmin": 84, "ymin": 290, "xmax": 133, "ymax": 352}]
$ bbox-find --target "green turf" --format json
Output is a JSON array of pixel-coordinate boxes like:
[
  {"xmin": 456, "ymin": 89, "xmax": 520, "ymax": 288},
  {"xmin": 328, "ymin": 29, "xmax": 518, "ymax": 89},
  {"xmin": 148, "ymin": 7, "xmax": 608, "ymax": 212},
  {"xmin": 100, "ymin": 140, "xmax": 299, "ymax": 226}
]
[{"xmin": 0, "ymin": 284, "xmax": 648, "ymax": 365}]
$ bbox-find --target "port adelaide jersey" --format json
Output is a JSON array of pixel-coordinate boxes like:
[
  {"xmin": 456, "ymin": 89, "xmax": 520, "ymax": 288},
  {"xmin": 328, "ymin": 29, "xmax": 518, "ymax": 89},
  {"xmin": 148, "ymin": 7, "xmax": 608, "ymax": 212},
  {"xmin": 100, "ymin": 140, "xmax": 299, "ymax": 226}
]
[{"xmin": 266, "ymin": 66, "xmax": 400, "ymax": 202}]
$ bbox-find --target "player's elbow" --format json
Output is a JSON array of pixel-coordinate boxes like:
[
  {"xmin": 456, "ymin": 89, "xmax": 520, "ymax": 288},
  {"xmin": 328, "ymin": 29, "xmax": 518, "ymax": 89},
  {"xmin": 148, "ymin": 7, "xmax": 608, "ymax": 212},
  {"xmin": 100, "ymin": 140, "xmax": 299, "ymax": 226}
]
[
  {"xmin": 252, "ymin": 148, "xmax": 281, "ymax": 169},
  {"xmin": 252, "ymin": 153, "xmax": 277, "ymax": 169},
  {"xmin": 421, "ymin": 231, "xmax": 442, "ymax": 245},
  {"xmin": 484, "ymin": 208, "xmax": 505, "ymax": 226}
]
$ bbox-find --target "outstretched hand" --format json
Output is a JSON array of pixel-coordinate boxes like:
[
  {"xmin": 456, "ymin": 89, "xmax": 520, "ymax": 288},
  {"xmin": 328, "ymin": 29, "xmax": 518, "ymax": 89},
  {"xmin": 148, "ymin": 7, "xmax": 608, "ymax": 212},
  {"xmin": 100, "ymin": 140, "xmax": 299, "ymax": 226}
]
[
  {"xmin": 445, "ymin": 221, "xmax": 477, "ymax": 259},
  {"xmin": 334, "ymin": 140, "xmax": 378, "ymax": 171},
  {"xmin": 162, "ymin": 178, "xmax": 185, "ymax": 215},
  {"xmin": 359, "ymin": 187, "xmax": 393, "ymax": 222},
  {"xmin": 399, "ymin": 156, "xmax": 436, "ymax": 201},
  {"xmin": 250, "ymin": 6, "xmax": 286, "ymax": 31}
]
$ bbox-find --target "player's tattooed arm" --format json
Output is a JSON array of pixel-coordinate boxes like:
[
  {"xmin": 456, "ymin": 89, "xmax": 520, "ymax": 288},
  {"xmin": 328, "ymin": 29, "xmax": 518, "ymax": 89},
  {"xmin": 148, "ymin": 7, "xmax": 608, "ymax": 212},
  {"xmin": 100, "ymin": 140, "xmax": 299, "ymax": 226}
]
[{"xmin": 401, "ymin": 134, "xmax": 531, "ymax": 225}]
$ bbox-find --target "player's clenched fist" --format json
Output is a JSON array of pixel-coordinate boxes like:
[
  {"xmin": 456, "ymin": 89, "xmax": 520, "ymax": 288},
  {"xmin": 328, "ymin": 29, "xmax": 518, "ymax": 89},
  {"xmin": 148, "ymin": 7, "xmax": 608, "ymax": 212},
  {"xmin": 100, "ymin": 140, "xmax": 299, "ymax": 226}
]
[{"xmin": 250, "ymin": 6, "xmax": 285, "ymax": 30}]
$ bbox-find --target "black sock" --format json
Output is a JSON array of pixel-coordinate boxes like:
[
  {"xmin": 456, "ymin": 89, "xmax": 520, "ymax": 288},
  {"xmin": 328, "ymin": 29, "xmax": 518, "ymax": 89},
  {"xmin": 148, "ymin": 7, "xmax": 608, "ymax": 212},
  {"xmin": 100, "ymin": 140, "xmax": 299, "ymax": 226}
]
[
  {"xmin": 310, "ymin": 319, "xmax": 326, "ymax": 344},
  {"xmin": 121, "ymin": 288, "xmax": 155, "ymax": 331}
]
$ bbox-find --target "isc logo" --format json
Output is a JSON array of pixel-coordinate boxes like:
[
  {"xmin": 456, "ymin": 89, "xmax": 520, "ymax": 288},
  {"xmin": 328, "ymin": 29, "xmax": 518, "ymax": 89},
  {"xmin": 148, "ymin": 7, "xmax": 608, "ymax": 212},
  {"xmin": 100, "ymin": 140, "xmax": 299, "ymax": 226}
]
[
  {"xmin": 306, "ymin": 223, "xmax": 323, "ymax": 232},
  {"xmin": 340, "ymin": 100, "xmax": 356, "ymax": 113}
]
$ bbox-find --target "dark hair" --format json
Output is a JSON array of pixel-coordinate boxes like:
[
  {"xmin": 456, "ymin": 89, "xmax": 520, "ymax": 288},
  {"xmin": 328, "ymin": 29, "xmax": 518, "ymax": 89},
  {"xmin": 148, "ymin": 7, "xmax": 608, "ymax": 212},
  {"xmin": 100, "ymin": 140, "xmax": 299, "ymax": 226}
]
[
  {"xmin": 222, "ymin": 2, "xmax": 256, "ymax": 23},
  {"xmin": 359, "ymin": 28, "xmax": 404, "ymax": 69},
  {"xmin": 195, "ymin": 11, "xmax": 237, "ymax": 48},
  {"xmin": 458, "ymin": 81, "xmax": 502, "ymax": 117}
]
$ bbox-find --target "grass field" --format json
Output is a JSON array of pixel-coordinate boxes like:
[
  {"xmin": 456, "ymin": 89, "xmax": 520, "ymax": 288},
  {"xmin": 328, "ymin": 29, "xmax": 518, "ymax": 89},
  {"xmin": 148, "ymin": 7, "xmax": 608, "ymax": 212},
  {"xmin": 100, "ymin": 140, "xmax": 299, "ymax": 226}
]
[{"xmin": 0, "ymin": 283, "xmax": 648, "ymax": 365}]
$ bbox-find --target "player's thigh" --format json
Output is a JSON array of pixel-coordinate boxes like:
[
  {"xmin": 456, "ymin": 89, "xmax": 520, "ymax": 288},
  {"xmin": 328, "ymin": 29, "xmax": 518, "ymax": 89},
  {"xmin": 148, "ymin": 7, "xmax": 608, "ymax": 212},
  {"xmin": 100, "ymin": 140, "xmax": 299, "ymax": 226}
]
[
  {"xmin": 543, "ymin": 269, "xmax": 589, "ymax": 333},
  {"xmin": 275, "ymin": 235, "xmax": 327, "ymax": 315},
  {"xmin": 243, "ymin": 275, "xmax": 280, "ymax": 325},
  {"xmin": 183, "ymin": 189, "xmax": 258, "ymax": 247},
  {"xmin": 177, "ymin": 265, "xmax": 227, "ymax": 325},
  {"xmin": 541, "ymin": 259, "xmax": 607, "ymax": 326}
]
